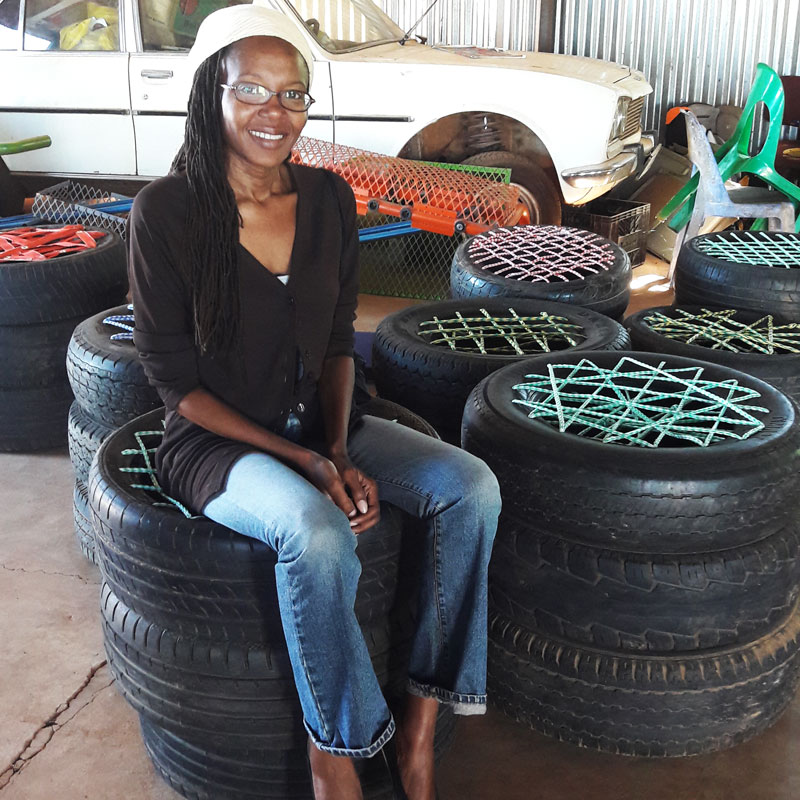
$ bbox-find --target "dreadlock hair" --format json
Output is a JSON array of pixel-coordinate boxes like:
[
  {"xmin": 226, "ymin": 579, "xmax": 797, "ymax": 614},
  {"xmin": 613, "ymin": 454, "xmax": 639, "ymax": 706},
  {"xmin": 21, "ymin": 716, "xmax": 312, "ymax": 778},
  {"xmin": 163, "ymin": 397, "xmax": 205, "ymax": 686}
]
[{"xmin": 171, "ymin": 50, "xmax": 241, "ymax": 355}]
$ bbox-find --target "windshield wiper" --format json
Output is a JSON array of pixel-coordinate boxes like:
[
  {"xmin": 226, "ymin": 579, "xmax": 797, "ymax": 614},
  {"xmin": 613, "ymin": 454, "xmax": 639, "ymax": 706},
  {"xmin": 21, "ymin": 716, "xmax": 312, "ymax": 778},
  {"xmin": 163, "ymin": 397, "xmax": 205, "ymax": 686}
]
[{"xmin": 399, "ymin": 0, "xmax": 440, "ymax": 45}]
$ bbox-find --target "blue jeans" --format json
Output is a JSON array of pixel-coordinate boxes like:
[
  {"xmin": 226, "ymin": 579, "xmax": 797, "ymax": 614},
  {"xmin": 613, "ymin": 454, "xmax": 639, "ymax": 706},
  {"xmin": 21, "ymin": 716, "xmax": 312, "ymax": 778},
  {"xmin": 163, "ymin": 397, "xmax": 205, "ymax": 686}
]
[{"xmin": 202, "ymin": 416, "xmax": 500, "ymax": 758}]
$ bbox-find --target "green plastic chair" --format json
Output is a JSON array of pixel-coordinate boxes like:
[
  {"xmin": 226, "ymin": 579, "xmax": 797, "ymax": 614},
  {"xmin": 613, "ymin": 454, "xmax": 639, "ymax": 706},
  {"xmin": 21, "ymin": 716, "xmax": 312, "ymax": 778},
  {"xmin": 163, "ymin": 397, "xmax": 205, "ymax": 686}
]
[
  {"xmin": 658, "ymin": 63, "xmax": 800, "ymax": 233},
  {"xmin": 0, "ymin": 136, "xmax": 51, "ymax": 157}
]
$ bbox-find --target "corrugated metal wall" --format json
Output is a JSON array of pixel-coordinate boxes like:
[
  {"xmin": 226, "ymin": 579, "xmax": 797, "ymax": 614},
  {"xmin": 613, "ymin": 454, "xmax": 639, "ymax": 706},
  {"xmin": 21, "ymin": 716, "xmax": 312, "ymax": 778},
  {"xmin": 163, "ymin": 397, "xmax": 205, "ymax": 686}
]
[
  {"xmin": 380, "ymin": 1, "xmax": 543, "ymax": 51},
  {"xmin": 380, "ymin": 0, "xmax": 800, "ymax": 137},
  {"xmin": 553, "ymin": 0, "xmax": 800, "ymax": 135}
]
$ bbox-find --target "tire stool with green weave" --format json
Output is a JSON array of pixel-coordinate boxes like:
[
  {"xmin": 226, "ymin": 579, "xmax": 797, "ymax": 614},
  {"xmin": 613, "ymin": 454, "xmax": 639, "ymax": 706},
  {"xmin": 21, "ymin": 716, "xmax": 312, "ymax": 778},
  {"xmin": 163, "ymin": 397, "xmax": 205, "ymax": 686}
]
[
  {"xmin": 625, "ymin": 305, "xmax": 800, "ymax": 407},
  {"xmin": 675, "ymin": 230, "xmax": 800, "ymax": 317},
  {"xmin": 373, "ymin": 297, "xmax": 630, "ymax": 442},
  {"xmin": 463, "ymin": 350, "xmax": 800, "ymax": 756},
  {"xmin": 89, "ymin": 405, "xmax": 452, "ymax": 800}
]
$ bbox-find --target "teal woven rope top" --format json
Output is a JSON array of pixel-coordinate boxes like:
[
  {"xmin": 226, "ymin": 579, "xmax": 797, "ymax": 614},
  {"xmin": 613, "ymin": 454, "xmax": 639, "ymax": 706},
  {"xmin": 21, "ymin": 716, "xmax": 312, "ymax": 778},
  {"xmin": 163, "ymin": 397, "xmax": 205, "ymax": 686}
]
[
  {"xmin": 418, "ymin": 308, "xmax": 585, "ymax": 355},
  {"xmin": 643, "ymin": 308, "xmax": 800, "ymax": 354},
  {"xmin": 693, "ymin": 231, "xmax": 800, "ymax": 267},
  {"xmin": 512, "ymin": 356, "xmax": 768, "ymax": 448},
  {"xmin": 119, "ymin": 426, "xmax": 194, "ymax": 518}
]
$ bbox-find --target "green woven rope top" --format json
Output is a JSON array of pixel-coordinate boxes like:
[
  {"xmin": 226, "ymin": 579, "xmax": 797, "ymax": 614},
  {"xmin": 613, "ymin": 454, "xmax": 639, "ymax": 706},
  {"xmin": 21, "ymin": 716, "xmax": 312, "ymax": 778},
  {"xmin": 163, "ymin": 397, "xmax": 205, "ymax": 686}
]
[
  {"xmin": 643, "ymin": 308, "xmax": 800, "ymax": 354},
  {"xmin": 417, "ymin": 309, "xmax": 585, "ymax": 355},
  {"xmin": 512, "ymin": 356, "xmax": 768, "ymax": 448},
  {"xmin": 119, "ymin": 427, "xmax": 195, "ymax": 518},
  {"xmin": 694, "ymin": 231, "xmax": 800, "ymax": 267}
]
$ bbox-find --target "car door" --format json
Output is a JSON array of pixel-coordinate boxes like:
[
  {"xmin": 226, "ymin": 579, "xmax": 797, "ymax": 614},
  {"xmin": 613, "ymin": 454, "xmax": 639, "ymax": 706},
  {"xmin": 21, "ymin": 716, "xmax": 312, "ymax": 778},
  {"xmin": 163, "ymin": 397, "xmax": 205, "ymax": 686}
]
[
  {"xmin": 0, "ymin": 0, "xmax": 136, "ymax": 176},
  {"xmin": 129, "ymin": 0, "xmax": 333, "ymax": 178}
]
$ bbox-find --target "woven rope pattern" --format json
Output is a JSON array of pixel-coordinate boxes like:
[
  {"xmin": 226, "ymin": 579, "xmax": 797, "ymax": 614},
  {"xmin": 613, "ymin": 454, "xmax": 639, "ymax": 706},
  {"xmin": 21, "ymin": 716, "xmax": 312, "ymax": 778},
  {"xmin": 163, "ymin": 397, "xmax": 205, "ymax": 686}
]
[
  {"xmin": 290, "ymin": 136, "xmax": 521, "ymax": 227},
  {"xmin": 119, "ymin": 428, "xmax": 194, "ymax": 518},
  {"xmin": 511, "ymin": 356, "xmax": 768, "ymax": 448},
  {"xmin": 693, "ymin": 231, "xmax": 800, "ymax": 267},
  {"xmin": 103, "ymin": 304, "xmax": 134, "ymax": 342},
  {"xmin": 417, "ymin": 309, "xmax": 585, "ymax": 355},
  {"xmin": 467, "ymin": 226, "xmax": 616, "ymax": 282},
  {"xmin": 644, "ymin": 308, "xmax": 800, "ymax": 354}
]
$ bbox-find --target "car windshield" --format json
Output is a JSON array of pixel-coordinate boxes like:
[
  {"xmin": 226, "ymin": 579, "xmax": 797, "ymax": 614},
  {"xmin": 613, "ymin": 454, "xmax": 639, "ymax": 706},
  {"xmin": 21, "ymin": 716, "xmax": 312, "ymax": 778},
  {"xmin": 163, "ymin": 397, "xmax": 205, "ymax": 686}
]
[{"xmin": 283, "ymin": 0, "xmax": 405, "ymax": 52}]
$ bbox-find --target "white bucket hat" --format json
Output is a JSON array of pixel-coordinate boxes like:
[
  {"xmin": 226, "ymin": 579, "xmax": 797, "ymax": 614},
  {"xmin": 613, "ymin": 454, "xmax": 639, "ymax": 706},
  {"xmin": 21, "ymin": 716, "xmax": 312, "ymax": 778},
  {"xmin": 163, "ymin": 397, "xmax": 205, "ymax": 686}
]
[{"xmin": 187, "ymin": 4, "xmax": 315, "ymax": 84}]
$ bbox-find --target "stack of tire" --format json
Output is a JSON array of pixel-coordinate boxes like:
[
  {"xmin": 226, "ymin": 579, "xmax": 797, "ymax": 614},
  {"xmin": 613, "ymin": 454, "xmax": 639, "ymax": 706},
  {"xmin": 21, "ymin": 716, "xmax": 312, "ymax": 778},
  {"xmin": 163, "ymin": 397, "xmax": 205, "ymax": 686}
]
[
  {"xmin": 372, "ymin": 298, "xmax": 630, "ymax": 442},
  {"xmin": 450, "ymin": 225, "xmax": 631, "ymax": 320},
  {"xmin": 67, "ymin": 305, "xmax": 161, "ymax": 563},
  {"xmin": 627, "ymin": 228, "xmax": 800, "ymax": 409},
  {"xmin": 0, "ymin": 228, "xmax": 127, "ymax": 452},
  {"xmin": 463, "ymin": 349, "xmax": 800, "ymax": 756},
  {"xmin": 89, "ymin": 404, "xmax": 453, "ymax": 800}
]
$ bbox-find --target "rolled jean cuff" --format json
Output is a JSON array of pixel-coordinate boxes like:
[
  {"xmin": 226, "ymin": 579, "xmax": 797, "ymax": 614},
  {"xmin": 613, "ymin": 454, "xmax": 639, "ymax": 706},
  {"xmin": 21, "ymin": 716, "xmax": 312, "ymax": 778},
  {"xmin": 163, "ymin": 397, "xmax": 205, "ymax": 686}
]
[
  {"xmin": 407, "ymin": 678, "xmax": 487, "ymax": 716},
  {"xmin": 305, "ymin": 714, "xmax": 395, "ymax": 759}
]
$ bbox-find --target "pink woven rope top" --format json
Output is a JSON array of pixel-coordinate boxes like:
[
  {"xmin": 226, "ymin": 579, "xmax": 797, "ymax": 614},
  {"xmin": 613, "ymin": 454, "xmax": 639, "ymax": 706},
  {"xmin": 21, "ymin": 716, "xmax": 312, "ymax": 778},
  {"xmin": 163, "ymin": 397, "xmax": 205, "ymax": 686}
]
[{"xmin": 468, "ymin": 226, "xmax": 617, "ymax": 283}]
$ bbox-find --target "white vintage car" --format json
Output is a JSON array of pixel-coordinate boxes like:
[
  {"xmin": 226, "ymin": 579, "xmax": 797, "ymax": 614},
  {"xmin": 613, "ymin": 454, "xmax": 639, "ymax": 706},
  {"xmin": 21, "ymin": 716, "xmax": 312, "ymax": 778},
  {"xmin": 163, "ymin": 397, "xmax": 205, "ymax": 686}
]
[{"xmin": 0, "ymin": 0, "xmax": 653, "ymax": 221}]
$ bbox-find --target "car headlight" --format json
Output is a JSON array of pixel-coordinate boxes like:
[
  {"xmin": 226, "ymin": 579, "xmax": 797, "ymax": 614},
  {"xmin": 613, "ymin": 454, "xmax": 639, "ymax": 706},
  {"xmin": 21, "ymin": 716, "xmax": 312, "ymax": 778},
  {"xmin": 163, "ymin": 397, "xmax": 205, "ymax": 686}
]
[{"xmin": 609, "ymin": 96, "xmax": 631, "ymax": 141}]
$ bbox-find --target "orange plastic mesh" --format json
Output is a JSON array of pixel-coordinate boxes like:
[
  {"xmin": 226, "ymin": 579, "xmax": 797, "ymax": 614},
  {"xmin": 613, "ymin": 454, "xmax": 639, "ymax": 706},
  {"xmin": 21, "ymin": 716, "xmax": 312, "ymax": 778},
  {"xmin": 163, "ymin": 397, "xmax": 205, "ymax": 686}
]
[{"xmin": 290, "ymin": 136, "xmax": 523, "ymax": 236}]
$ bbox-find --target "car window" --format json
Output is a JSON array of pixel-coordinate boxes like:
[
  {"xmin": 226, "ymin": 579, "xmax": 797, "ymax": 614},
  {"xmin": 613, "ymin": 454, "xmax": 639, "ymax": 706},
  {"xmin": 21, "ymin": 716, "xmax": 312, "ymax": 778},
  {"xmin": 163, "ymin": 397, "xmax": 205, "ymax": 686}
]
[
  {"xmin": 138, "ymin": 0, "xmax": 247, "ymax": 52},
  {"xmin": 23, "ymin": 0, "xmax": 120, "ymax": 50},
  {"xmin": 0, "ymin": 0, "xmax": 20, "ymax": 48},
  {"xmin": 284, "ymin": 0, "xmax": 404, "ymax": 52}
]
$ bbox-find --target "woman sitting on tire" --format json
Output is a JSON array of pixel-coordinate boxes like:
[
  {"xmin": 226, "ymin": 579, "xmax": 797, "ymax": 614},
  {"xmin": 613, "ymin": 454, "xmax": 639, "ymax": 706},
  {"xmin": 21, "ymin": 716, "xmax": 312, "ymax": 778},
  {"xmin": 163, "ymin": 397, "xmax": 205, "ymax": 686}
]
[{"xmin": 127, "ymin": 6, "xmax": 500, "ymax": 800}]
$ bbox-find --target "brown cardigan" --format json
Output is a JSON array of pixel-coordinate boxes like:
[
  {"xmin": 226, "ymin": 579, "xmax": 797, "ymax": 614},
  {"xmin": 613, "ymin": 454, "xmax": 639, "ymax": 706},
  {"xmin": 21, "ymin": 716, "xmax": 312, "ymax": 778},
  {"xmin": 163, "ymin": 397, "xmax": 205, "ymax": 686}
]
[{"xmin": 128, "ymin": 164, "xmax": 359, "ymax": 513}]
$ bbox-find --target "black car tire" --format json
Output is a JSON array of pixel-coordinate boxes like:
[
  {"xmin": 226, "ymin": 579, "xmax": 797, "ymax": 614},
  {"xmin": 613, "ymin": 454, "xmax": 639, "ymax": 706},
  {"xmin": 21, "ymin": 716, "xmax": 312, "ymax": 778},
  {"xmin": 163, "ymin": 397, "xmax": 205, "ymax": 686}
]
[
  {"xmin": 674, "ymin": 231, "xmax": 800, "ymax": 318},
  {"xmin": 489, "ymin": 515, "xmax": 800, "ymax": 653},
  {"xmin": 487, "ymin": 608, "xmax": 800, "ymax": 757},
  {"xmin": 66, "ymin": 305, "xmax": 161, "ymax": 427},
  {"xmin": 462, "ymin": 351, "xmax": 800, "ymax": 553},
  {"xmin": 625, "ymin": 305, "xmax": 800, "ymax": 407},
  {"xmin": 450, "ymin": 226, "xmax": 631, "ymax": 319},
  {"xmin": 0, "ymin": 229, "xmax": 128, "ymax": 325}
]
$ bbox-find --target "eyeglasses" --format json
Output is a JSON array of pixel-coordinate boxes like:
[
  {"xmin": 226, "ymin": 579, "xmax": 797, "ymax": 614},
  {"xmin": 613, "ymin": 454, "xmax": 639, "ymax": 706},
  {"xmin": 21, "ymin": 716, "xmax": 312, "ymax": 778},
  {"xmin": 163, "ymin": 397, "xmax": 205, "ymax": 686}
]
[{"xmin": 220, "ymin": 82, "xmax": 315, "ymax": 112}]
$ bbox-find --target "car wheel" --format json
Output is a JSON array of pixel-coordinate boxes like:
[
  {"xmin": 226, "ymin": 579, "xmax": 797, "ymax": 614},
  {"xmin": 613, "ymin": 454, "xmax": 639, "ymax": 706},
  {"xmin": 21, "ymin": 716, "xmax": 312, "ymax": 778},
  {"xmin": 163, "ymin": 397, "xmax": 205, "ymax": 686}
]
[{"xmin": 461, "ymin": 150, "xmax": 562, "ymax": 225}]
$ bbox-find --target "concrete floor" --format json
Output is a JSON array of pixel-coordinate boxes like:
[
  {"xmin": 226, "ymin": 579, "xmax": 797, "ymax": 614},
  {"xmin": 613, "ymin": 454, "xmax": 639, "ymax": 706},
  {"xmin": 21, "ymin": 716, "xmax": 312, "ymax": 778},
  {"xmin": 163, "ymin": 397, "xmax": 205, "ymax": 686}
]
[{"xmin": 6, "ymin": 259, "xmax": 797, "ymax": 800}]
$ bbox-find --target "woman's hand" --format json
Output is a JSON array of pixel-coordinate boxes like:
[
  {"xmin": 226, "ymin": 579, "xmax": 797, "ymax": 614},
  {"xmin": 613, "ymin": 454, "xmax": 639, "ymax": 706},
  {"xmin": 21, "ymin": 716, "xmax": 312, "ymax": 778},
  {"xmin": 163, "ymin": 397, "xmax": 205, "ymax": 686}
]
[
  {"xmin": 330, "ymin": 452, "xmax": 381, "ymax": 534},
  {"xmin": 301, "ymin": 452, "xmax": 380, "ymax": 534}
]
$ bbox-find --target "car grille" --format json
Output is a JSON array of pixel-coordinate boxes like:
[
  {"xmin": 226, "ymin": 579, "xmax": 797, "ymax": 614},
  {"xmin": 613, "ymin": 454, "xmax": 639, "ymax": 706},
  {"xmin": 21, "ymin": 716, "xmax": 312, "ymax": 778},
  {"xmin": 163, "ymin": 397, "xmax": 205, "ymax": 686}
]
[{"xmin": 622, "ymin": 96, "xmax": 645, "ymax": 138}]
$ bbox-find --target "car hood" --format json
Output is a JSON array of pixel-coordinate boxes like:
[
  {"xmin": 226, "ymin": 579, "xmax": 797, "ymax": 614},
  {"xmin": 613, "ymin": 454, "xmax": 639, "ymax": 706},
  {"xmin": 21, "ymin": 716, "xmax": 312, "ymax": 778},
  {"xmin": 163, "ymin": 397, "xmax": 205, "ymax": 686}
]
[{"xmin": 335, "ymin": 41, "xmax": 650, "ymax": 94}]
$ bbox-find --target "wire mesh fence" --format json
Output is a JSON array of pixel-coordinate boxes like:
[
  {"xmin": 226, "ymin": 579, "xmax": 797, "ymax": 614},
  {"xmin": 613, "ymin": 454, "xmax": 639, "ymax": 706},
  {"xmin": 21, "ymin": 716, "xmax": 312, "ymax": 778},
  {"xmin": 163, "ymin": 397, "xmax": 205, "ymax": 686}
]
[{"xmin": 357, "ymin": 213, "xmax": 464, "ymax": 299}]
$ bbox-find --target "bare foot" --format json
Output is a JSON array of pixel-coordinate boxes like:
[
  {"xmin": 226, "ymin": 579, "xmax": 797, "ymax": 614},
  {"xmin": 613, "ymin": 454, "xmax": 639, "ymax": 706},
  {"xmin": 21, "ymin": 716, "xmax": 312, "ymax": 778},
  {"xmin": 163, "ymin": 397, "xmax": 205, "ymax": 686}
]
[
  {"xmin": 307, "ymin": 738, "xmax": 363, "ymax": 800},
  {"xmin": 395, "ymin": 694, "xmax": 438, "ymax": 800}
]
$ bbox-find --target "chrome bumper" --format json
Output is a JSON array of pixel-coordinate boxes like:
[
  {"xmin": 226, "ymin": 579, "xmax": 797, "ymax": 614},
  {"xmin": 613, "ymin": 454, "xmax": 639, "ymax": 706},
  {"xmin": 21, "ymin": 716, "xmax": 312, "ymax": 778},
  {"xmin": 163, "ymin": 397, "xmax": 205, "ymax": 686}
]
[{"xmin": 561, "ymin": 133, "xmax": 657, "ymax": 189}]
